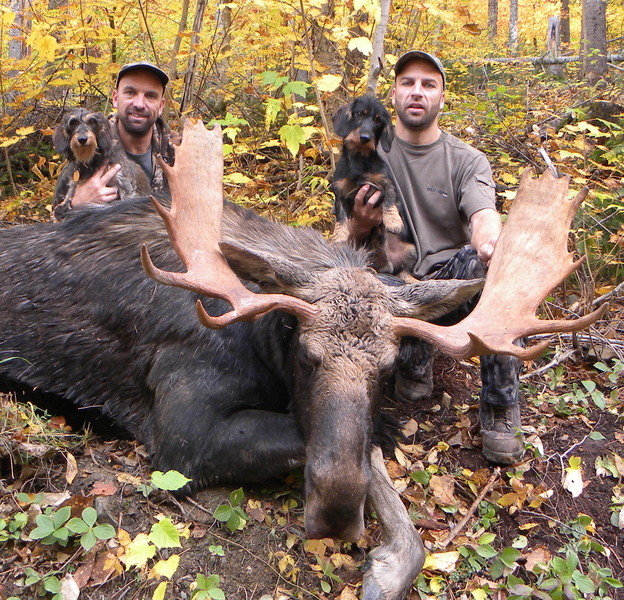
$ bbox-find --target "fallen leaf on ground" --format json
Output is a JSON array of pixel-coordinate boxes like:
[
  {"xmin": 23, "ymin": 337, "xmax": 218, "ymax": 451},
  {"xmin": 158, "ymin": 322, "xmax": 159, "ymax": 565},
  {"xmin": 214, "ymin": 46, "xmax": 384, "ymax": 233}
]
[{"xmin": 422, "ymin": 551, "xmax": 460, "ymax": 573}]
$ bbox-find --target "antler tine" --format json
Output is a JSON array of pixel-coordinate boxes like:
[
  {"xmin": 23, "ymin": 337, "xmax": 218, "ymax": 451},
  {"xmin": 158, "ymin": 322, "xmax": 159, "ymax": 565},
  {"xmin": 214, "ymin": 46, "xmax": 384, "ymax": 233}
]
[
  {"xmin": 141, "ymin": 120, "xmax": 317, "ymax": 329},
  {"xmin": 392, "ymin": 169, "xmax": 607, "ymax": 359}
]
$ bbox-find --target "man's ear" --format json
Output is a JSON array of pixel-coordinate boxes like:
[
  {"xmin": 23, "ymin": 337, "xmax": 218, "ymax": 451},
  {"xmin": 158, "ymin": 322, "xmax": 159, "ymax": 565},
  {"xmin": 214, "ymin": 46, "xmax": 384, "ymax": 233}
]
[
  {"xmin": 439, "ymin": 91, "xmax": 445, "ymax": 111},
  {"xmin": 112, "ymin": 89, "xmax": 119, "ymax": 109}
]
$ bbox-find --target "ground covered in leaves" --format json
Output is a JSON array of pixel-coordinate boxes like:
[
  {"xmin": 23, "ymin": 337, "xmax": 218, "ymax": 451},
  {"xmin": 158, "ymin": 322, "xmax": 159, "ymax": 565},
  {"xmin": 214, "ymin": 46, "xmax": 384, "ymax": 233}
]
[{"xmin": 1, "ymin": 301, "xmax": 622, "ymax": 600}]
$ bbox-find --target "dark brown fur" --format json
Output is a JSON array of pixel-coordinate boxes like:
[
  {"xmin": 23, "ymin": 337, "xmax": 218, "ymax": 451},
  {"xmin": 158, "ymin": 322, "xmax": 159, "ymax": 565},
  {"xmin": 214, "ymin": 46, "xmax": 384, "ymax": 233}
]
[{"xmin": 53, "ymin": 109, "xmax": 150, "ymax": 208}]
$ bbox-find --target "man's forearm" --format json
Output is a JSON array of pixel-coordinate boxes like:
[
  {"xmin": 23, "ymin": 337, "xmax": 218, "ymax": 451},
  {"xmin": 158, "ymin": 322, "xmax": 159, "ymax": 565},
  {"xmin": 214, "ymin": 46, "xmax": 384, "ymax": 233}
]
[{"xmin": 470, "ymin": 208, "xmax": 502, "ymax": 264}]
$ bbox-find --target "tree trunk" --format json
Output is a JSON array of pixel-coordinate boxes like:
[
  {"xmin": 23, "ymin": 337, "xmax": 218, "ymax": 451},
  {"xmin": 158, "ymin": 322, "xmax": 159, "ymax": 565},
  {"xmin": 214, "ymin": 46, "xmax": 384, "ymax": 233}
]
[
  {"xmin": 180, "ymin": 0, "xmax": 208, "ymax": 113},
  {"xmin": 560, "ymin": 0, "xmax": 570, "ymax": 45},
  {"xmin": 488, "ymin": 0, "xmax": 498, "ymax": 40},
  {"xmin": 366, "ymin": 0, "xmax": 391, "ymax": 96},
  {"xmin": 508, "ymin": 0, "xmax": 518, "ymax": 52},
  {"xmin": 8, "ymin": 0, "xmax": 29, "ymax": 60},
  {"xmin": 546, "ymin": 15, "xmax": 565, "ymax": 77},
  {"xmin": 580, "ymin": 0, "xmax": 607, "ymax": 84}
]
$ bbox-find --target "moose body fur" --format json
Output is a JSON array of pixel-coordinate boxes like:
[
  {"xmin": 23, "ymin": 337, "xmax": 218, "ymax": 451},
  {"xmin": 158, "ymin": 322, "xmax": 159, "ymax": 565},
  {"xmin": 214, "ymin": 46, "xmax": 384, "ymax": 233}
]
[{"xmin": 0, "ymin": 195, "xmax": 488, "ymax": 599}]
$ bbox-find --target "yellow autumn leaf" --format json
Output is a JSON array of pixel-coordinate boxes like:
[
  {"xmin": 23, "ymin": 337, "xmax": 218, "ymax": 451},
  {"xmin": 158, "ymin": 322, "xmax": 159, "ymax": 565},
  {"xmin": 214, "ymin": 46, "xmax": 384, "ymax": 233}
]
[
  {"xmin": 33, "ymin": 34, "xmax": 58, "ymax": 62},
  {"xmin": 348, "ymin": 36, "xmax": 373, "ymax": 56},
  {"xmin": 1, "ymin": 7, "xmax": 16, "ymax": 28},
  {"xmin": 149, "ymin": 554, "xmax": 180, "ymax": 580},
  {"xmin": 497, "ymin": 492, "xmax": 519, "ymax": 507},
  {"xmin": 422, "ymin": 551, "xmax": 460, "ymax": 573},
  {"xmin": 152, "ymin": 581, "xmax": 168, "ymax": 600},
  {"xmin": 16, "ymin": 126, "xmax": 36, "ymax": 137},
  {"xmin": 224, "ymin": 172, "xmax": 253, "ymax": 185},
  {"xmin": 315, "ymin": 74, "xmax": 343, "ymax": 93}
]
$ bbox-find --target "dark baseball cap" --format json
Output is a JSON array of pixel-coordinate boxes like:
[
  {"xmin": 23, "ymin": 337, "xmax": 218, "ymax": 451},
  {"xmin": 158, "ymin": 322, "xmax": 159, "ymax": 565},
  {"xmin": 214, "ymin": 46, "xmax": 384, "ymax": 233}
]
[
  {"xmin": 116, "ymin": 62, "xmax": 169, "ymax": 90},
  {"xmin": 394, "ymin": 51, "xmax": 446, "ymax": 88}
]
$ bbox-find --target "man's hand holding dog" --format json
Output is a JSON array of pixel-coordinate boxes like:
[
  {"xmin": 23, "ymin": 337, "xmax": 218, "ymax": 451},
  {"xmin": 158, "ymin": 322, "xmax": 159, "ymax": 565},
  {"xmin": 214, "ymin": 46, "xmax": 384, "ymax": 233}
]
[
  {"xmin": 346, "ymin": 184, "xmax": 384, "ymax": 243},
  {"xmin": 70, "ymin": 163, "xmax": 122, "ymax": 208}
]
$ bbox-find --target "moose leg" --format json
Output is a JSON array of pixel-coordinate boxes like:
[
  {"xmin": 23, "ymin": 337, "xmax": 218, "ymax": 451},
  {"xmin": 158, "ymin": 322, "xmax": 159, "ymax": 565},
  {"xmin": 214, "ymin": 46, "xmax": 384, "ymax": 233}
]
[
  {"xmin": 362, "ymin": 446, "xmax": 425, "ymax": 600},
  {"xmin": 147, "ymin": 357, "xmax": 306, "ymax": 491}
]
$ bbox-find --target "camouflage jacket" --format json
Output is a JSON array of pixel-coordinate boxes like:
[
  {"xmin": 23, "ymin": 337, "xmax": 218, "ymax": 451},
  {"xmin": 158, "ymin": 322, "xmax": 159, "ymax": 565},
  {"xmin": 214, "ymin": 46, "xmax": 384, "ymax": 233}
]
[{"xmin": 51, "ymin": 115, "xmax": 176, "ymax": 222}]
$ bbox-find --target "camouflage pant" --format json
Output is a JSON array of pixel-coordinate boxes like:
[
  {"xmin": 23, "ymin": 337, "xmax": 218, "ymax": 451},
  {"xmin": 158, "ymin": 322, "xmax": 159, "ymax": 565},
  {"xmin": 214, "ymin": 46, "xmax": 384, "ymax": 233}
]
[{"xmin": 397, "ymin": 246, "xmax": 522, "ymax": 408}]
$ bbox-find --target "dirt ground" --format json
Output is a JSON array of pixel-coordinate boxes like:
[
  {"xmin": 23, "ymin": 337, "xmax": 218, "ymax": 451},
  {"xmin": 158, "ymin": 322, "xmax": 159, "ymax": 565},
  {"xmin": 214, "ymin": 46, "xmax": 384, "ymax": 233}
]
[{"xmin": 1, "ymin": 327, "xmax": 623, "ymax": 600}]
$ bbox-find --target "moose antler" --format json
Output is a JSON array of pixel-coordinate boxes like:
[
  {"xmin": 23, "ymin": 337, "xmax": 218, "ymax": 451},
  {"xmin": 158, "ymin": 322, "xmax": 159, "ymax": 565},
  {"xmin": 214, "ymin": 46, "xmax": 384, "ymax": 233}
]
[
  {"xmin": 141, "ymin": 120, "xmax": 317, "ymax": 328},
  {"xmin": 392, "ymin": 169, "xmax": 607, "ymax": 360}
]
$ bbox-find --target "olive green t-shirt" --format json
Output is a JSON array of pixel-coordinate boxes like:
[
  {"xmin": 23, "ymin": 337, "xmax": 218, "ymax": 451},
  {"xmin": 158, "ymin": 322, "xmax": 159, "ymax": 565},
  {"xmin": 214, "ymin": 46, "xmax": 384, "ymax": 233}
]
[{"xmin": 381, "ymin": 131, "xmax": 496, "ymax": 277}]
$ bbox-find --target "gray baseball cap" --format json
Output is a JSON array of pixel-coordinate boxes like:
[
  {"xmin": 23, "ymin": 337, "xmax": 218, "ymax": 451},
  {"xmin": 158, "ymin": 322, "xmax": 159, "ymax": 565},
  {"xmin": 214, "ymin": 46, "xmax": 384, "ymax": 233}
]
[
  {"xmin": 394, "ymin": 51, "xmax": 446, "ymax": 88},
  {"xmin": 116, "ymin": 61, "xmax": 169, "ymax": 90}
]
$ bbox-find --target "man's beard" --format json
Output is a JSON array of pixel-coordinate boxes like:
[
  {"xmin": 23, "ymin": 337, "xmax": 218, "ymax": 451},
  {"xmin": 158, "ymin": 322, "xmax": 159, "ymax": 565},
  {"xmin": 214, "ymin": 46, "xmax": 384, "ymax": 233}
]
[
  {"xmin": 395, "ymin": 104, "xmax": 439, "ymax": 132},
  {"xmin": 119, "ymin": 111, "xmax": 156, "ymax": 136}
]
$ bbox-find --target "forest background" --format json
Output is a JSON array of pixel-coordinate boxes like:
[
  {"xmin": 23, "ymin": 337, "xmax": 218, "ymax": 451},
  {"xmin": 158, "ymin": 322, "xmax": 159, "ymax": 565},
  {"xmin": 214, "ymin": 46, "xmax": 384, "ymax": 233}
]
[{"xmin": 0, "ymin": 1, "xmax": 623, "ymax": 600}]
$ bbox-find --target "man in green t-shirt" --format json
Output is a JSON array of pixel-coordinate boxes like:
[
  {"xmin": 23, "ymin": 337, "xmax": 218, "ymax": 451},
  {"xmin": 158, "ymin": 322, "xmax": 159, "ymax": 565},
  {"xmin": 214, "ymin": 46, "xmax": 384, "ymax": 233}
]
[{"xmin": 344, "ymin": 51, "xmax": 524, "ymax": 465}]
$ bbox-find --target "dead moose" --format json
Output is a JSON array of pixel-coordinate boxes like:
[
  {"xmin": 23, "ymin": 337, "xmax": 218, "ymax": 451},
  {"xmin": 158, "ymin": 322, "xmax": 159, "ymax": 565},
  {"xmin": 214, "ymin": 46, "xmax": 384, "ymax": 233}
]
[{"xmin": 0, "ymin": 121, "xmax": 605, "ymax": 600}]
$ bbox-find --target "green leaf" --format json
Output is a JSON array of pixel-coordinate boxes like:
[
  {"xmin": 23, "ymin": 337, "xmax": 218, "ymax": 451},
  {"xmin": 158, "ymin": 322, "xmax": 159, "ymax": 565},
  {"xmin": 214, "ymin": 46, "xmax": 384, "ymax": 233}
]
[
  {"xmin": 581, "ymin": 379, "xmax": 596, "ymax": 393},
  {"xmin": 31, "ymin": 516, "xmax": 55, "ymax": 539},
  {"xmin": 66, "ymin": 517, "xmax": 90, "ymax": 534},
  {"xmin": 282, "ymin": 81, "xmax": 310, "ymax": 97},
  {"xmin": 604, "ymin": 577, "xmax": 623, "ymax": 588},
  {"xmin": 151, "ymin": 470, "xmax": 192, "ymax": 491},
  {"xmin": 410, "ymin": 471, "xmax": 431, "ymax": 485},
  {"xmin": 229, "ymin": 488, "xmax": 244, "ymax": 506},
  {"xmin": 82, "ymin": 507, "xmax": 98, "ymax": 527},
  {"xmin": 478, "ymin": 532, "xmax": 496, "ymax": 545},
  {"xmin": 149, "ymin": 518, "xmax": 181, "ymax": 549},
  {"xmin": 279, "ymin": 124, "xmax": 307, "ymax": 157},
  {"xmin": 226, "ymin": 511, "xmax": 245, "ymax": 532},
  {"xmin": 93, "ymin": 523, "xmax": 116, "ymax": 540},
  {"xmin": 213, "ymin": 505, "xmax": 232, "ymax": 522},
  {"xmin": 589, "ymin": 431, "xmax": 606, "ymax": 441},
  {"xmin": 208, "ymin": 589, "xmax": 225, "ymax": 600},
  {"xmin": 499, "ymin": 547, "xmax": 521, "ymax": 567},
  {"xmin": 321, "ymin": 580, "xmax": 331, "ymax": 593},
  {"xmin": 81, "ymin": 529, "xmax": 97, "ymax": 551},
  {"xmin": 475, "ymin": 544, "xmax": 498, "ymax": 559},
  {"xmin": 52, "ymin": 506, "xmax": 71, "ymax": 528},
  {"xmin": 572, "ymin": 572, "xmax": 595, "ymax": 593},
  {"xmin": 204, "ymin": 574, "xmax": 221, "ymax": 589}
]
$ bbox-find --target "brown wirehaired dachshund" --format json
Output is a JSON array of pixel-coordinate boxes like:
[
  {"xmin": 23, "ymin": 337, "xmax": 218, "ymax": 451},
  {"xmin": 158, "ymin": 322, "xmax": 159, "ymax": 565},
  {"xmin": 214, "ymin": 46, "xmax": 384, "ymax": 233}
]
[{"xmin": 53, "ymin": 108, "xmax": 150, "ymax": 210}]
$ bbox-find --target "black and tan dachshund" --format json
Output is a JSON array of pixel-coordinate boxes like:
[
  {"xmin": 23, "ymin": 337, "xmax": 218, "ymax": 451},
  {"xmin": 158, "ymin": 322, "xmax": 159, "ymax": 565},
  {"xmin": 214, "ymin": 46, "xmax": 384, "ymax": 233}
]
[
  {"xmin": 331, "ymin": 96, "xmax": 415, "ymax": 274},
  {"xmin": 53, "ymin": 108, "xmax": 150, "ymax": 210}
]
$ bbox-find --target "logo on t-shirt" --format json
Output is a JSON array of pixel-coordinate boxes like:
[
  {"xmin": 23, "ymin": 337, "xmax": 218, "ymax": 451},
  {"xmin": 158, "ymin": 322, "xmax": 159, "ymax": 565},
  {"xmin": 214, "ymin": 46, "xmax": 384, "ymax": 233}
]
[{"xmin": 427, "ymin": 186, "xmax": 448, "ymax": 198}]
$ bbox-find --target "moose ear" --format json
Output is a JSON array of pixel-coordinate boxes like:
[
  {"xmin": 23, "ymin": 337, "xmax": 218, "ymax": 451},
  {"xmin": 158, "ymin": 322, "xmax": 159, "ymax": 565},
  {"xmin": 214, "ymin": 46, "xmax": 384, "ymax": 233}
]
[
  {"xmin": 388, "ymin": 278, "xmax": 484, "ymax": 321},
  {"xmin": 219, "ymin": 241, "xmax": 314, "ymax": 290},
  {"xmin": 332, "ymin": 104, "xmax": 353, "ymax": 139}
]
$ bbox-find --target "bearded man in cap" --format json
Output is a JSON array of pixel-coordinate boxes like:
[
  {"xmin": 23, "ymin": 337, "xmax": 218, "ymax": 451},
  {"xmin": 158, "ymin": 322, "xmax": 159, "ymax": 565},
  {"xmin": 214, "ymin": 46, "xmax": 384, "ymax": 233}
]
[
  {"xmin": 52, "ymin": 61, "xmax": 174, "ymax": 221},
  {"xmin": 345, "ymin": 51, "xmax": 525, "ymax": 466}
]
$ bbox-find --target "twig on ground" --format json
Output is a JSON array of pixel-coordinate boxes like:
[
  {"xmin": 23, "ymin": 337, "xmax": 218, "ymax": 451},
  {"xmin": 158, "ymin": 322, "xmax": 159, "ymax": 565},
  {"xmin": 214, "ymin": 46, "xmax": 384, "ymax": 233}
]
[
  {"xmin": 438, "ymin": 467, "xmax": 501, "ymax": 549},
  {"xmin": 520, "ymin": 347, "xmax": 577, "ymax": 380},
  {"xmin": 592, "ymin": 280, "xmax": 624, "ymax": 306}
]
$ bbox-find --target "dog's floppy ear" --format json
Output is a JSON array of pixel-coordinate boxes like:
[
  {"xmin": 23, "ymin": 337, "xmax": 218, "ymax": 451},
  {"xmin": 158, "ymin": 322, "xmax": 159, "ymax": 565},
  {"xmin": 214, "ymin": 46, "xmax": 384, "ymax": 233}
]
[
  {"xmin": 52, "ymin": 120, "xmax": 71, "ymax": 158},
  {"xmin": 332, "ymin": 103, "xmax": 353, "ymax": 139},
  {"xmin": 379, "ymin": 111, "xmax": 394, "ymax": 152},
  {"xmin": 94, "ymin": 114, "xmax": 114, "ymax": 155}
]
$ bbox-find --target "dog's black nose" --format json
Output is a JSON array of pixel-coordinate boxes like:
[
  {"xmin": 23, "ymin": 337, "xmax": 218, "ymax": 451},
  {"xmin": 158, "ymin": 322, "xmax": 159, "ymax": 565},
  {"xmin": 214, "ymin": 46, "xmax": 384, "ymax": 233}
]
[
  {"xmin": 77, "ymin": 135, "xmax": 89, "ymax": 144},
  {"xmin": 360, "ymin": 133, "xmax": 372, "ymax": 143}
]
